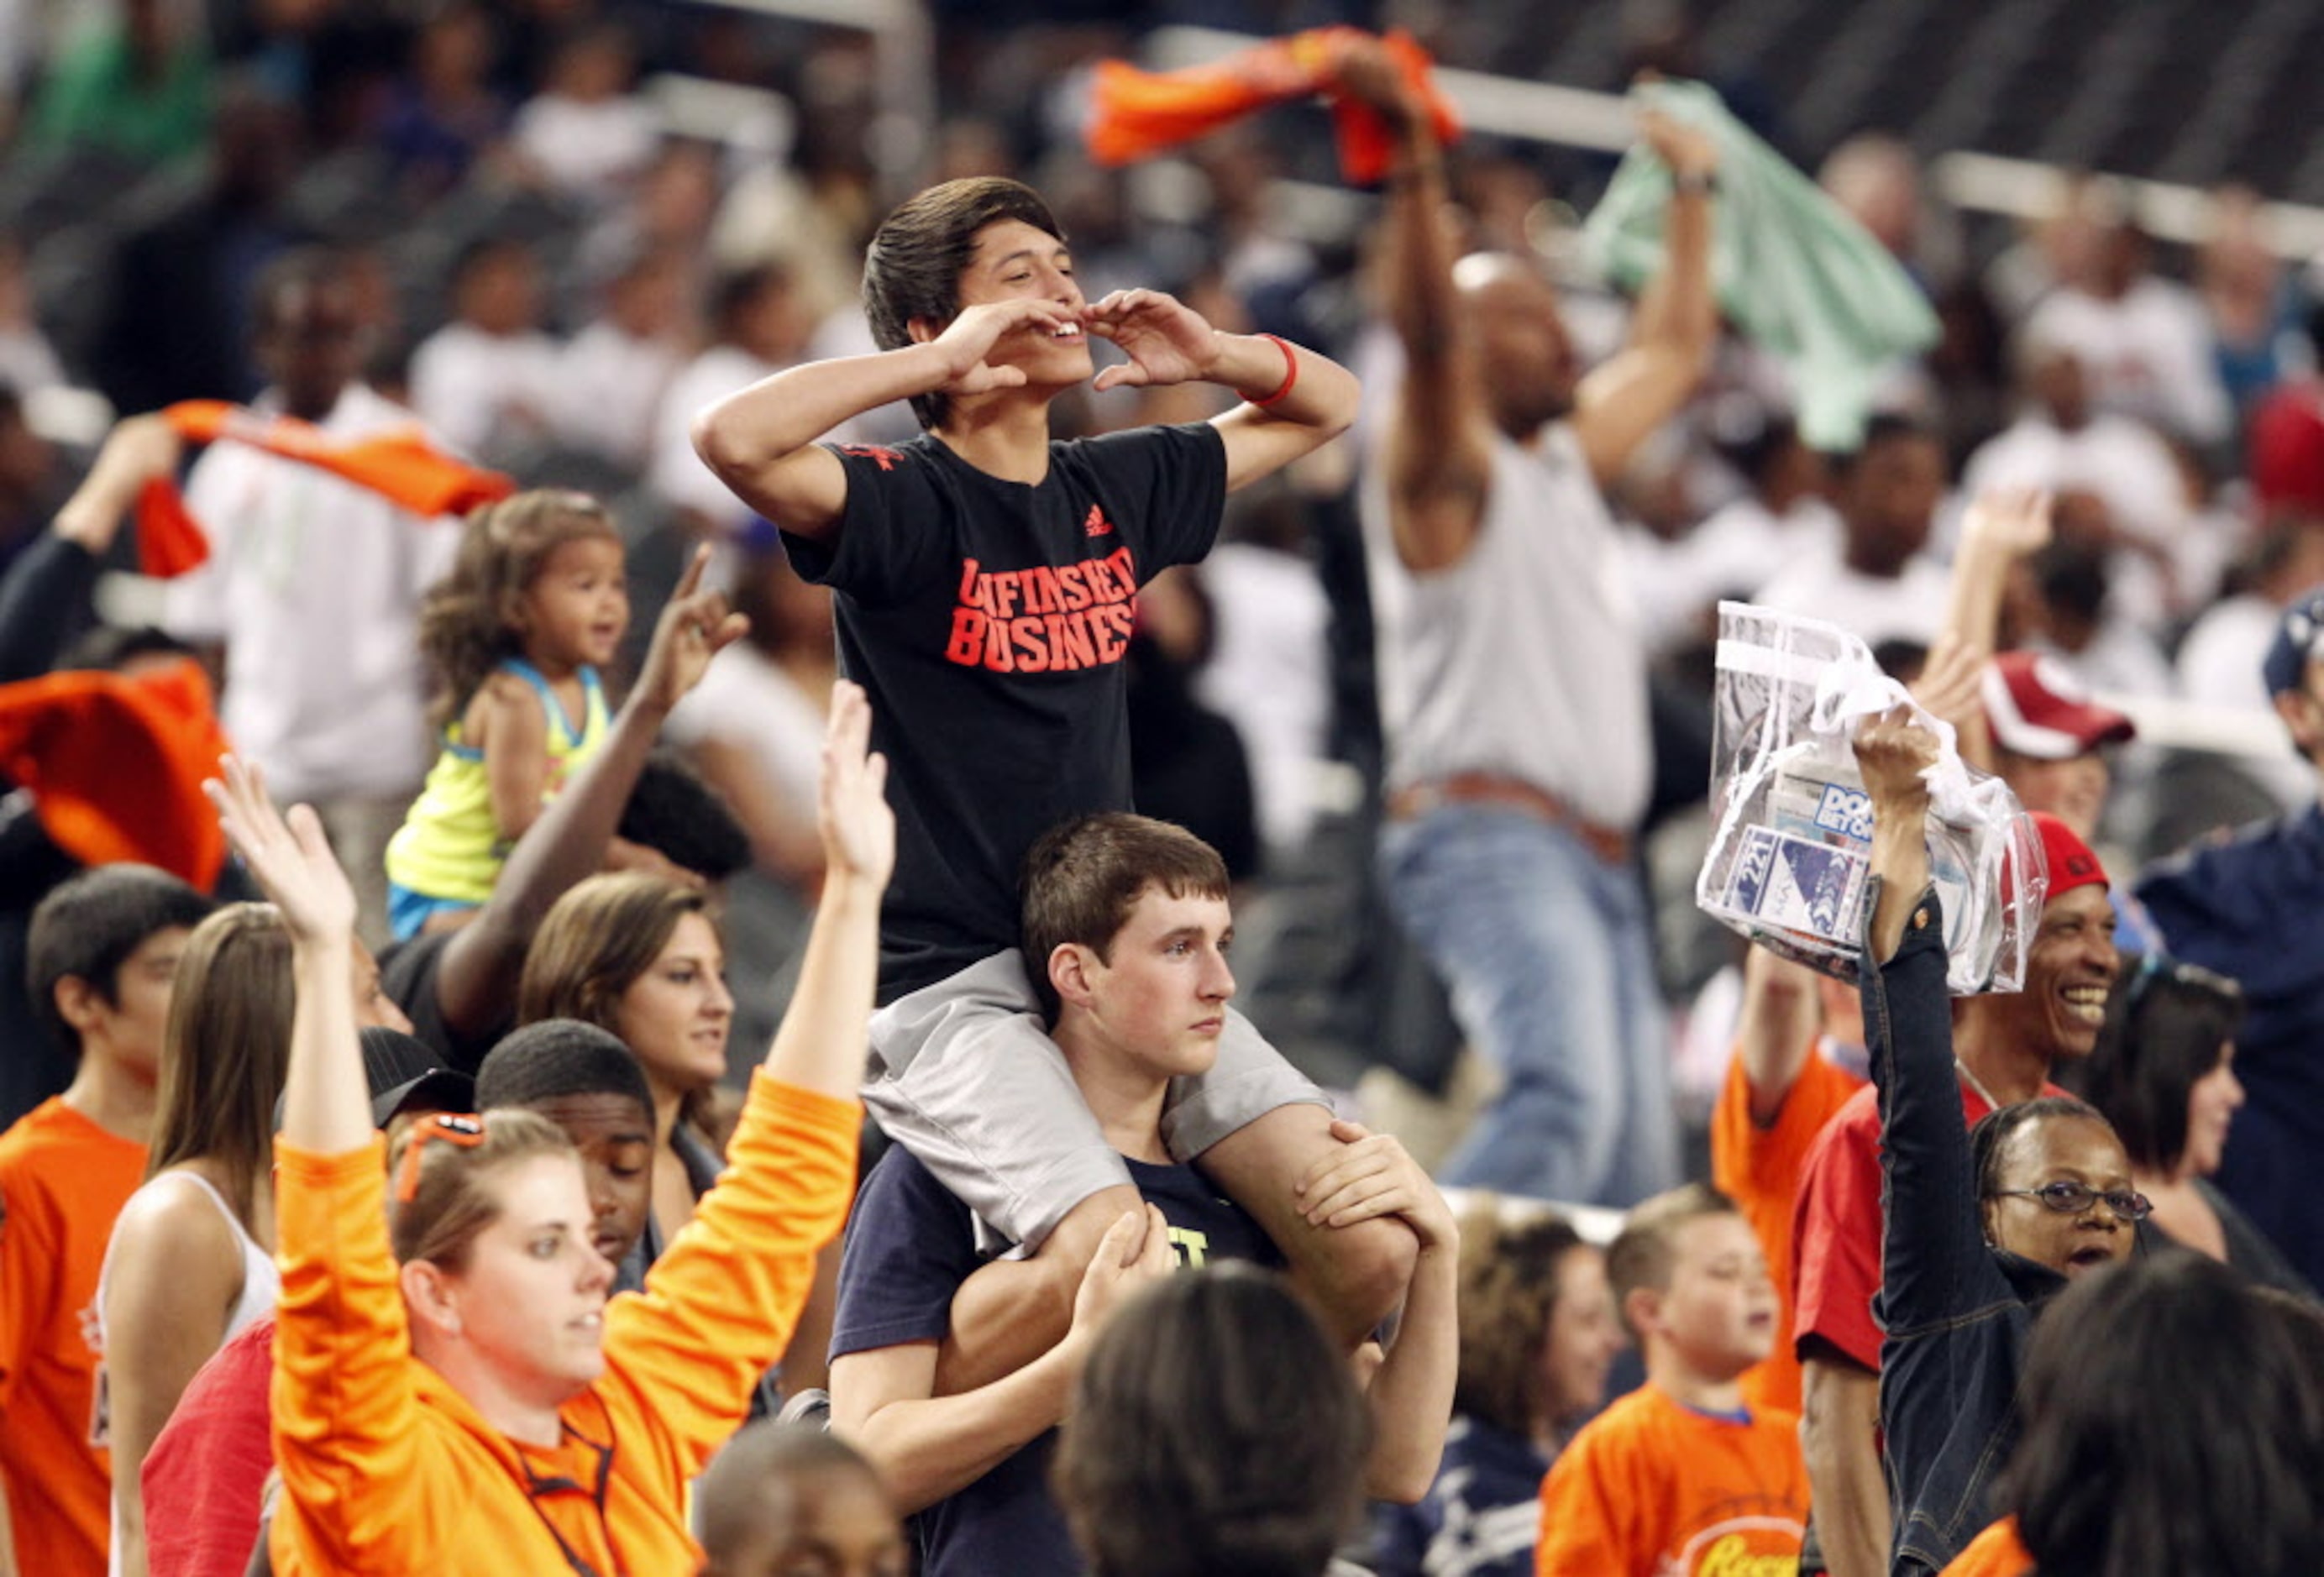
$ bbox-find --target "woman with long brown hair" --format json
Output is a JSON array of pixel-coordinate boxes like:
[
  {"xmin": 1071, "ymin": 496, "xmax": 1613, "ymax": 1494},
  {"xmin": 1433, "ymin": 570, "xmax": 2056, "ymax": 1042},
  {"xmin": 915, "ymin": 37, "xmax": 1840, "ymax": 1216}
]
[
  {"xmin": 101, "ymin": 909, "xmax": 413, "ymax": 1577},
  {"xmin": 98, "ymin": 904, "xmax": 291, "ymax": 1577},
  {"xmin": 518, "ymin": 872, "xmax": 732, "ymax": 1274}
]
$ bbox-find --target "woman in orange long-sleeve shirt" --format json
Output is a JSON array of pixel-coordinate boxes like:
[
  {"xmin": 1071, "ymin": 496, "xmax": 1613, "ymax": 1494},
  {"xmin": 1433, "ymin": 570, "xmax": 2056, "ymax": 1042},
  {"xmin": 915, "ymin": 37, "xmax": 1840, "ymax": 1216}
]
[{"xmin": 207, "ymin": 675, "xmax": 891, "ymax": 1577}]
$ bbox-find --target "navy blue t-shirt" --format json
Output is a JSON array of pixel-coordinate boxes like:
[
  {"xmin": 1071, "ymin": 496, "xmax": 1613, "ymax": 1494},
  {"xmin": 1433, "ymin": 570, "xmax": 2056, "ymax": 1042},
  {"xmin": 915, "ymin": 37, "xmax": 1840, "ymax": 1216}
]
[
  {"xmin": 781, "ymin": 424, "xmax": 1227, "ymax": 1001},
  {"xmin": 830, "ymin": 1142, "xmax": 1281, "ymax": 1577},
  {"xmin": 2136, "ymin": 804, "xmax": 2324, "ymax": 1286}
]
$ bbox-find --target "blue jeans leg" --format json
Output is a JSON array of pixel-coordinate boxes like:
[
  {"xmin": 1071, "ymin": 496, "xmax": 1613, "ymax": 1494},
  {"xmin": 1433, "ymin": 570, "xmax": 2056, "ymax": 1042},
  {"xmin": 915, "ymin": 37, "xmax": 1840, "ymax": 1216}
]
[{"xmin": 1380, "ymin": 804, "xmax": 1677, "ymax": 1206}]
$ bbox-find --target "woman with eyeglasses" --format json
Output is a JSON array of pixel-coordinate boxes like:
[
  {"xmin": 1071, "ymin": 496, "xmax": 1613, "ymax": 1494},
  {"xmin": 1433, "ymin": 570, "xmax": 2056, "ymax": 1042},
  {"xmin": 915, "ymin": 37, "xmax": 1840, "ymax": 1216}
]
[
  {"xmin": 2070, "ymin": 954, "xmax": 2310, "ymax": 1293},
  {"xmin": 1849, "ymin": 711, "xmax": 2142, "ymax": 1576},
  {"xmin": 207, "ymin": 680, "xmax": 890, "ymax": 1576}
]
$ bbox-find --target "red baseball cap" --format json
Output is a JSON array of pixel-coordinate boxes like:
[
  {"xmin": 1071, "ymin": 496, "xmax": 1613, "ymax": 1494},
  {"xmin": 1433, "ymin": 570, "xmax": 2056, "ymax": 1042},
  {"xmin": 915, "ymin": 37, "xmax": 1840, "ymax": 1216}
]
[
  {"xmin": 1982, "ymin": 652, "xmax": 2136, "ymax": 761},
  {"xmin": 2033, "ymin": 811, "xmax": 2109, "ymax": 901}
]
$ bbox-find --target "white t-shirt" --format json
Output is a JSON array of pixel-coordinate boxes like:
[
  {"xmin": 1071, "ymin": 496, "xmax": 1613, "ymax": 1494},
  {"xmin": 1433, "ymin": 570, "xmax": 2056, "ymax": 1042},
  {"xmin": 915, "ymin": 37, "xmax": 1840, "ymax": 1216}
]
[
  {"xmin": 160, "ymin": 384, "xmax": 459, "ymax": 801},
  {"xmin": 512, "ymin": 93, "xmax": 662, "ymax": 204},
  {"xmin": 2022, "ymin": 280, "xmax": 2232, "ymax": 445},
  {"xmin": 551, "ymin": 319, "xmax": 685, "ymax": 471},
  {"xmin": 1369, "ymin": 424, "xmax": 1652, "ymax": 830},
  {"xmin": 1625, "ymin": 493, "xmax": 1843, "ymax": 655},
  {"xmin": 664, "ymin": 642, "xmax": 827, "ymax": 819},
  {"xmin": 1194, "ymin": 542, "xmax": 1332, "ymax": 852},
  {"xmin": 650, "ymin": 344, "xmax": 780, "ymax": 527},
  {"xmin": 409, "ymin": 322, "xmax": 564, "ymax": 460},
  {"xmin": 1752, "ymin": 547, "xmax": 1954, "ymax": 652},
  {"xmin": 1962, "ymin": 411, "xmax": 2192, "ymax": 628}
]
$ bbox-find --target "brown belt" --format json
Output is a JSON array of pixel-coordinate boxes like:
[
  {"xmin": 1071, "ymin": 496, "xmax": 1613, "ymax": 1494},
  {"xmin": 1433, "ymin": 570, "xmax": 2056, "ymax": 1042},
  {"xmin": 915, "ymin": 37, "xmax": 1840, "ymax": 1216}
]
[{"xmin": 1385, "ymin": 772, "xmax": 1634, "ymax": 867}]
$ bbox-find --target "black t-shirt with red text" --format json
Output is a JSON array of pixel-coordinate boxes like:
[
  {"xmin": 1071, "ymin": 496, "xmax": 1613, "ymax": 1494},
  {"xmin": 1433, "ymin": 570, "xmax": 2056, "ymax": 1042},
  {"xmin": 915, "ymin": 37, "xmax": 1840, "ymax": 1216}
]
[{"xmin": 781, "ymin": 422, "xmax": 1227, "ymax": 999}]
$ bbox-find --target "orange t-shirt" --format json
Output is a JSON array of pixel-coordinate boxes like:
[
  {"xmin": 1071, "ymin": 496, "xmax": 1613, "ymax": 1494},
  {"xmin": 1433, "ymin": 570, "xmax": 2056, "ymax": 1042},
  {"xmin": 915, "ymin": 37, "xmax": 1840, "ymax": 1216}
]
[
  {"xmin": 1709, "ymin": 1048, "xmax": 1865, "ymax": 1415},
  {"xmin": 0, "ymin": 1097, "xmax": 149, "ymax": 1576},
  {"xmin": 1942, "ymin": 1517, "xmax": 2033, "ymax": 1576},
  {"xmin": 1536, "ymin": 1383, "xmax": 1808, "ymax": 1577}
]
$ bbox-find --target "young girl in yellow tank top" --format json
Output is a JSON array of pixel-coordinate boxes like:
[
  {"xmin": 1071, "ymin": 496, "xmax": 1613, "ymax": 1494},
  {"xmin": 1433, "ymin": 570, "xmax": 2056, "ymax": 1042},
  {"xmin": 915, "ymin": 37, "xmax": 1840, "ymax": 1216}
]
[{"xmin": 386, "ymin": 491, "xmax": 632, "ymax": 940}]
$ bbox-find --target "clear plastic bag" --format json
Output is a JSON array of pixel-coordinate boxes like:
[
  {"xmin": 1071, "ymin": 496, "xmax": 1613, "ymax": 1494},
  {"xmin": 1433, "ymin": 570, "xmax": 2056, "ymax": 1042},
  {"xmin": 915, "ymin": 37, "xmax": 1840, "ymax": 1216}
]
[{"xmin": 1696, "ymin": 602, "xmax": 2047, "ymax": 993}]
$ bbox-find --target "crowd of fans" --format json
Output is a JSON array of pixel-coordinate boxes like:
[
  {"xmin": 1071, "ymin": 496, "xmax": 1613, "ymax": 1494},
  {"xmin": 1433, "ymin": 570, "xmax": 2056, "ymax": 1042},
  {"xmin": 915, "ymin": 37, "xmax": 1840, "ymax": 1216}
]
[{"xmin": 3, "ymin": 3, "xmax": 2324, "ymax": 1575}]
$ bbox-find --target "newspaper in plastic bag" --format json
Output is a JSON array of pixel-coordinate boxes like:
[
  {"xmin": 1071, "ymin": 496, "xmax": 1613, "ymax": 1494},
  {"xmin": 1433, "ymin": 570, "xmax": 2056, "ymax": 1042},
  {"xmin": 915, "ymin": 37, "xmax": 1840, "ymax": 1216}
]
[{"xmin": 1697, "ymin": 602, "xmax": 2047, "ymax": 993}]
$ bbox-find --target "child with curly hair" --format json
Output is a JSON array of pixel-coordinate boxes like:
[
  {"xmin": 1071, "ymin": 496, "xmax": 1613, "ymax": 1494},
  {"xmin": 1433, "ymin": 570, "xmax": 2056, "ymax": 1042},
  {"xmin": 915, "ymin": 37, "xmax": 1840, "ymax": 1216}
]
[{"xmin": 385, "ymin": 491, "xmax": 646, "ymax": 940}]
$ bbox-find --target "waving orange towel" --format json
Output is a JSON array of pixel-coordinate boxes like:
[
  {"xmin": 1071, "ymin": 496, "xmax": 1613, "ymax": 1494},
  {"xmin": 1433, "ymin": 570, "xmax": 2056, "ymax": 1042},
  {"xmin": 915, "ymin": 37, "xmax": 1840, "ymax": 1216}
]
[
  {"xmin": 134, "ymin": 400, "xmax": 517, "ymax": 579},
  {"xmin": 0, "ymin": 658, "xmax": 233, "ymax": 888},
  {"xmin": 1086, "ymin": 28, "xmax": 1459, "ymax": 184}
]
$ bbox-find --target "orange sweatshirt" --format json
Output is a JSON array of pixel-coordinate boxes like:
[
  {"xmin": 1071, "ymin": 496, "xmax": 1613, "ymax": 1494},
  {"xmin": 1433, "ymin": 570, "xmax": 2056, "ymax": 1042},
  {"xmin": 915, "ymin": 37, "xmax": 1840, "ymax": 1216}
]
[
  {"xmin": 269, "ymin": 1073, "xmax": 858, "ymax": 1574},
  {"xmin": 1536, "ymin": 1383, "xmax": 1807, "ymax": 1577},
  {"xmin": 0, "ymin": 1098, "xmax": 148, "ymax": 1576},
  {"xmin": 1708, "ymin": 1049, "xmax": 1864, "ymax": 1414},
  {"xmin": 1941, "ymin": 1517, "xmax": 2033, "ymax": 1577}
]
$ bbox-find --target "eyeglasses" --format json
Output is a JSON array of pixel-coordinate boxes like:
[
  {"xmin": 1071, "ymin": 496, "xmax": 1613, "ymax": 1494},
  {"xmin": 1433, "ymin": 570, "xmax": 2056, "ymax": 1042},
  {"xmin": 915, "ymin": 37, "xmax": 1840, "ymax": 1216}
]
[
  {"xmin": 392, "ymin": 1112, "xmax": 486, "ymax": 1203},
  {"xmin": 2124, "ymin": 951, "xmax": 2243, "ymax": 1018},
  {"xmin": 1987, "ymin": 1180, "xmax": 2154, "ymax": 1223}
]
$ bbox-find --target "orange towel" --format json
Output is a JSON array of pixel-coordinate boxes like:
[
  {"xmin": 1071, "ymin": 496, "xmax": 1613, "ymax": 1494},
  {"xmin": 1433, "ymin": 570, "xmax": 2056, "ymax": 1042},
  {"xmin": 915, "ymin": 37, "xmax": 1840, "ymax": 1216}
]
[
  {"xmin": 1086, "ymin": 27, "xmax": 1460, "ymax": 185},
  {"xmin": 0, "ymin": 658, "xmax": 232, "ymax": 887},
  {"xmin": 135, "ymin": 401, "xmax": 516, "ymax": 579}
]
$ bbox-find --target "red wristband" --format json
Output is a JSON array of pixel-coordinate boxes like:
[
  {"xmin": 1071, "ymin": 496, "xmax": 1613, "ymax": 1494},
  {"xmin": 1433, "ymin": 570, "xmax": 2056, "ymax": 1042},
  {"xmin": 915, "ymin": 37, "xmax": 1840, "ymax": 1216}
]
[{"xmin": 1248, "ymin": 334, "xmax": 1299, "ymax": 408}]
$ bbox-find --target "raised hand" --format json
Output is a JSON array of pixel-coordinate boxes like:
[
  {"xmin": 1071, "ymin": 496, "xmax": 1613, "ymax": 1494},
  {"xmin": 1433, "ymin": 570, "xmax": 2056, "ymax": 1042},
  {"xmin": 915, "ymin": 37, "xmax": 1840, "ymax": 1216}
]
[
  {"xmin": 931, "ymin": 299, "xmax": 1086, "ymax": 397},
  {"xmin": 1296, "ymin": 1119, "xmax": 1458, "ymax": 1252},
  {"xmin": 818, "ymin": 679, "xmax": 894, "ymax": 890},
  {"xmin": 1959, "ymin": 486, "xmax": 2054, "ymax": 561},
  {"xmin": 56, "ymin": 411, "xmax": 186, "ymax": 552},
  {"xmin": 1639, "ymin": 107, "xmax": 1719, "ymax": 180},
  {"xmin": 90, "ymin": 413, "xmax": 184, "ymax": 493},
  {"xmin": 1907, "ymin": 632, "xmax": 1986, "ymax": 741},
  {"xmin": 1330, "ymin": 34, "xmax": 1423, "ymax": 126},
  {"xmin": 1853, "ymin": 705, "xmax": 1943, "ymax": 810},
  {"xmin": 1086, "ymin": 290, "xmax": 1223, "ymax": 392},
  {"xmin": 203, "ymin": 756, "xmax": 357, "ymax": 945},
  {"xmin": 1068, "ymin": 1203, "xmax": 1173, "ymax": 1338},
  {"xmin": 634, "ymin": 543, "xmax": 748, "ymax": 715}
]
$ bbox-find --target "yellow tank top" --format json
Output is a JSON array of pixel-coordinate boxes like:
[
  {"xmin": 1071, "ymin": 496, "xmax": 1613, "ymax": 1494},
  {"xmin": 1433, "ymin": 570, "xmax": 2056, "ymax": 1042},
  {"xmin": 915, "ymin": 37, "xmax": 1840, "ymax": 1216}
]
[{"xmin": 385, "ymin": 659, "xmax": 610, "ymax": 907}]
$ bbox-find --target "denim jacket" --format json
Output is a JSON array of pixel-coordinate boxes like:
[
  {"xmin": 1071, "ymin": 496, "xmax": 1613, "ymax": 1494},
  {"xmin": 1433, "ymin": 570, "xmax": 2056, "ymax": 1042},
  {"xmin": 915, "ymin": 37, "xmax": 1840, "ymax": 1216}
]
[{"xmin": 1860, "ymin": 883, "xmax": 2066, "ymax": 1575}]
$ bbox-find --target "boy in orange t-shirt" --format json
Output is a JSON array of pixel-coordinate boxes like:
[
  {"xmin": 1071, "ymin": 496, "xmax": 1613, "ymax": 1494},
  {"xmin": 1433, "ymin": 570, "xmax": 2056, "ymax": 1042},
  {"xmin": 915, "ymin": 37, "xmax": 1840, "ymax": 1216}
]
[
  {"xmin": 1709, "ymin": 948, "xmax": 1867, "ymax": 1416},
  {"xmin": 0, "ymin": 865, "xmax": 210, "ymax": 1577},
  {"xmin": 1536, "ymin": 1182, "xmax": 1808, "ymax": 1577}
]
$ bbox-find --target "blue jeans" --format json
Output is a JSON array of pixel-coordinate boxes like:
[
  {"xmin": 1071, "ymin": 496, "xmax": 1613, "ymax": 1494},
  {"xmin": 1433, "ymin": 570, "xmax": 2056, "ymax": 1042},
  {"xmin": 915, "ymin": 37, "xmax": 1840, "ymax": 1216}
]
[{"xmin": 1380, "ymin": 804, "xmax": 1677, "ymax": 1205}]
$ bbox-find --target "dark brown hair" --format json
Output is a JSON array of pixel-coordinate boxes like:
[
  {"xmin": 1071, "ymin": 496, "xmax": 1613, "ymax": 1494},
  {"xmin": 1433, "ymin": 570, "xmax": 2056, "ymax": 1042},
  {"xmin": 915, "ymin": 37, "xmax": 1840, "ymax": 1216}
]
[
  {"xmin": 417, "ymin": 490, "xmax": 622, "ymax": 729},
  {"xmin": 146, "ymin": 904, "xmax": 292, "ymax": 1232},
  {"xmin": 1055, "ymin": 1265, "xmax": 1370, "ymax": 1577},
  {"xmin": 1020, "ymin": 813, "xmax": 1230, "ymax": 1023},
  {"xmin": 2070, "ymin": 953, "xmax": 2244, "ymax": 1173},
  {"xmin": 518, "ymin": 873, "xmax": 707, "ymax": 1033},
  {"xmin": 1452, "ymin": 1201, "xmax": 1591, "ymax": 1438},
  {"xmin": 2004, "ymin": 1251, "xmax": 2324, "ymax": 1576},
  {"xmin": 862, "ymin": 176, "xmax": 1064, "ymax": 430},
  {"xmin": 517, "ymin": 873, "xmax": 721, "ymax": 1129},
  {"xmin": 25, "ymin": 863, "xmax": 212, "ymax": 1056}
]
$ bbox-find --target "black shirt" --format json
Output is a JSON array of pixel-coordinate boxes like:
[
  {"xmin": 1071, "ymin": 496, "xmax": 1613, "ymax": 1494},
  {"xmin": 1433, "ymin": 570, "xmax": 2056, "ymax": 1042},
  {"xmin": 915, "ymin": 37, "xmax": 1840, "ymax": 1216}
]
[
  {"xmin": 831, "ymin": 1142, "xmax": 1281, "ymax": 1577},
  {"xmin": 783, "ymin": 425, "xmax": 1227, "ymax": 1000}
]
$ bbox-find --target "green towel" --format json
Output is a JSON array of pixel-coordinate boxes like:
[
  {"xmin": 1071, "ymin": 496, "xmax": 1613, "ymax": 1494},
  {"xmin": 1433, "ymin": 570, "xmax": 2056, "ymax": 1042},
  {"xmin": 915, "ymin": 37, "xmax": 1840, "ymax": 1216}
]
[{"xmin": 1581, "ymin": 78, "xmax": 1938, "ymax": 450}]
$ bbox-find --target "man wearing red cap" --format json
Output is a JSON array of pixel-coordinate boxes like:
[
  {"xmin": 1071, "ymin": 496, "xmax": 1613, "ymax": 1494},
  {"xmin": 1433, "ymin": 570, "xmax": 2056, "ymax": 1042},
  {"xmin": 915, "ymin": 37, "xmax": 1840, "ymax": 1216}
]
[
  {"xmin": 1980, "ymin": 650, "xmax": 2135, "ymax": 841},
  {"xmin": 1793, "ymin": 813, "xmax": 2119, "ymax": 1577}
]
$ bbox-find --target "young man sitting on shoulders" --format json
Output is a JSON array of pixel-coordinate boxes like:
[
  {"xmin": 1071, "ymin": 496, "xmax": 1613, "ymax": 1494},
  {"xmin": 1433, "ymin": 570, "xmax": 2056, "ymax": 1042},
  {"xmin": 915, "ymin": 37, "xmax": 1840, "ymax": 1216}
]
[
  {"xmin": 826, "ymin": 814, "xmax": 1457, "ymax": 1576},
  {"xmin": 693, "ymin": 176, "xmax": 1406, "ymax": 1387}
]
